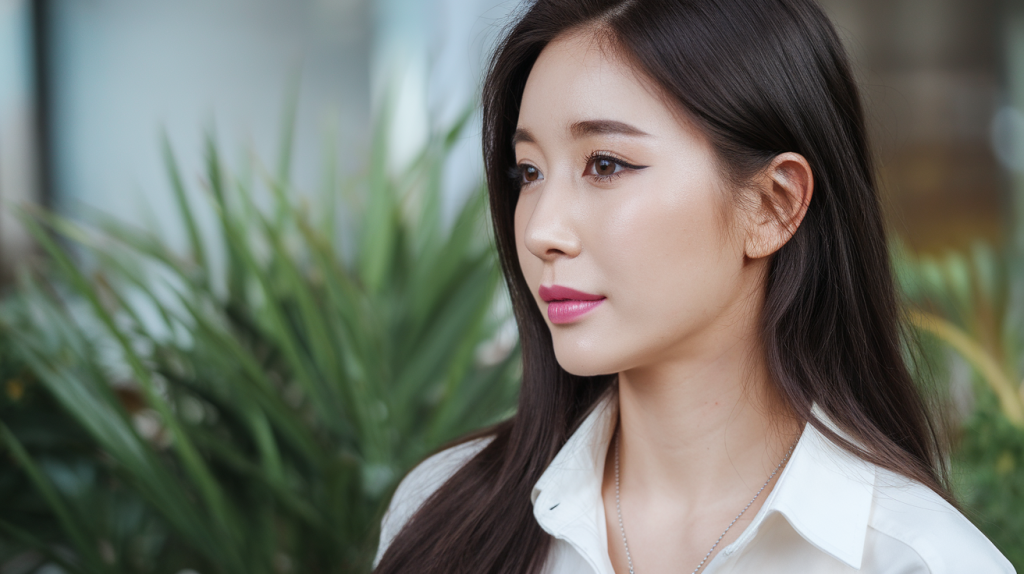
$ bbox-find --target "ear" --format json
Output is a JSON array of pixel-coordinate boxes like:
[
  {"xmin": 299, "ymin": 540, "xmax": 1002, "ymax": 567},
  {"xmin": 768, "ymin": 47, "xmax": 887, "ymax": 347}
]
[{"xmin": 743, "ymin": 152, "xmax": 813, "ymax": 259}]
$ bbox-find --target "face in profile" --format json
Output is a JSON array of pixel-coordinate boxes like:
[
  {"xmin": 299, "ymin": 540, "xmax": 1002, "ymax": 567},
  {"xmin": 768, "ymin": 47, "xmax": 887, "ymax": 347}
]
[{"xmin": 513, "ymin": 29, "xmax": 769, "ymax": 377}]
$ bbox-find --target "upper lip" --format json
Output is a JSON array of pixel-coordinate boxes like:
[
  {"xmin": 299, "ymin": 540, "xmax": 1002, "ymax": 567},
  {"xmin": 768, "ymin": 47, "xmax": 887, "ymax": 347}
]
[{"xmin": 539, "ymin": 285, "xmax": 605, "ymax": 302}]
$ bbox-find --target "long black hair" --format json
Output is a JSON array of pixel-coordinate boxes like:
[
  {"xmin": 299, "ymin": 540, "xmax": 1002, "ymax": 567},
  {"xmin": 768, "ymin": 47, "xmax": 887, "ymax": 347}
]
[{"xmin": 374, "ymin": 1, "xmax": 951, "ymax": 572}]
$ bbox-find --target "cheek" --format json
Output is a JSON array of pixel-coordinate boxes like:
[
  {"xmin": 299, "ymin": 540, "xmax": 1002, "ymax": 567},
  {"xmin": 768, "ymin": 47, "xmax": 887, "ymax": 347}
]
[{"xmin": 598, "ymin": 176, "xmax": 743, "ymax": 321}]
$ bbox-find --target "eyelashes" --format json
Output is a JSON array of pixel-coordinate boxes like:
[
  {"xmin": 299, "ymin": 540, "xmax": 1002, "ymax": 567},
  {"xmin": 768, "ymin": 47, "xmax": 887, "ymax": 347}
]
[
  {"xmin": 581, "ymin": 151, "xmax": 647, "ymax": 182},
  {"xmin": 511, "ymin": 151, "xmax": 648, "ymax": 187}
]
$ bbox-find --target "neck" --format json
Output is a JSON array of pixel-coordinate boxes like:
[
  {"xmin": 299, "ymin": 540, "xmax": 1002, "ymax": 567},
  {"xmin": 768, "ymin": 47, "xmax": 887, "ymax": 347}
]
[{"xmin": 614, "ymin": 326, "xmax": 800, "ymax": 510}]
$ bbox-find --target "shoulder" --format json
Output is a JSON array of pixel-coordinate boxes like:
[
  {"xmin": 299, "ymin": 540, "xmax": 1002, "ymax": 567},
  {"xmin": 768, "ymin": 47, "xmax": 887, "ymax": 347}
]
[
  {"xmin": 373, "ymin": 437, "xmax": 494, "ymax": 567},
  {"xmin": 385, "ymin": 437, "xmax": 494, "ymax": 523},
  {"xmin": 862, "ymin": 468, "xmax": 1015, "ymax": 574}
]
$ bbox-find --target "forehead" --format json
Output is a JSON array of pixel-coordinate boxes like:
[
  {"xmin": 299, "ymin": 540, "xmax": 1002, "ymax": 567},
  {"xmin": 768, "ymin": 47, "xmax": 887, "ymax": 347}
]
[{"xmin": 518, "ymin": 29, "xmax": 683, "ymax": 141}]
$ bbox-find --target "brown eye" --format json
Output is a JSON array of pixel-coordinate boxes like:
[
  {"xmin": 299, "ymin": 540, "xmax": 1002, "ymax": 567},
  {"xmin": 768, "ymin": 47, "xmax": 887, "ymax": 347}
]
[
  {"xmin": 594, "ymin": 158, "xmax": 617, "ymax": 176},
  {"xmin": 585, "ymin": 155, "xmax": 629, "ymax": 179},
  {"xmin": 520, "ymin": 164, "xmax": 542, "ymax": 183}
]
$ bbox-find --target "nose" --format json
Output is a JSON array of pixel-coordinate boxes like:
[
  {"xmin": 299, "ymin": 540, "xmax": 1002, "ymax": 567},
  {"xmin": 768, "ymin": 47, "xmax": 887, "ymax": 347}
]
[{"xmin": 522, "ymin": 176, "xmax": 582, "ymax": 261}]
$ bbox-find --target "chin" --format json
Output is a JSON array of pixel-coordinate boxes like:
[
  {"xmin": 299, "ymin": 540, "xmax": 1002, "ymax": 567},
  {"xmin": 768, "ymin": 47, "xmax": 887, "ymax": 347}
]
[{"xmin": 551, "ymin": 340, "xmax": 621, "ymax": 377}]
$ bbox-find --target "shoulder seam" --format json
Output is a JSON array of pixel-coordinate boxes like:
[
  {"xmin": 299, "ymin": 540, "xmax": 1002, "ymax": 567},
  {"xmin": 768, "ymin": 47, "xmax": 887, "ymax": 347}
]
[
  {"xmin": 868, "ymin": 474, "xmax": 1015, "ymax": 574},
  {"xmin": 865, "ymin": 525, "xmax": 932, "ymax": 574}
]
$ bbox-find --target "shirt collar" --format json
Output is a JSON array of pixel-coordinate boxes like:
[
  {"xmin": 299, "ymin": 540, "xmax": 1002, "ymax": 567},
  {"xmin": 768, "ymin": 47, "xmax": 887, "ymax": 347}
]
[
  {"xmin": 530, "ymin": 389, "xmax": 876, "ymax": 571},
  {"xmin": 531, "ymin": 389, "xmax": 618, "ymax": 573}
]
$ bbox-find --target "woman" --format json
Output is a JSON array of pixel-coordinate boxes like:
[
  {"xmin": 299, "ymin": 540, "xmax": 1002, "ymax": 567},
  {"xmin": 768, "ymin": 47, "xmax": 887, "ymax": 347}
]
[{"xmin": 374, "ymin": 0, "xmax": 1014, "ymax": 572}]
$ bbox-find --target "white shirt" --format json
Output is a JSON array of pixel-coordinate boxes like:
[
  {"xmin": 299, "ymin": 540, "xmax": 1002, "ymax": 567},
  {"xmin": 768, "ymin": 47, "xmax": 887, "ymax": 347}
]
[{"xmin": 375, "ymin": 391, "xmax": 1014, "ymax": 573}]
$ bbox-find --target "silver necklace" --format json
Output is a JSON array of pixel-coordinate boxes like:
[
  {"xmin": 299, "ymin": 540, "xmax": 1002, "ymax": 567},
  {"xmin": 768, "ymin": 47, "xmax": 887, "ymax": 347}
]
[{"xmin": 613, "ymin": 429, "xmax": 796, "ymax": 574}]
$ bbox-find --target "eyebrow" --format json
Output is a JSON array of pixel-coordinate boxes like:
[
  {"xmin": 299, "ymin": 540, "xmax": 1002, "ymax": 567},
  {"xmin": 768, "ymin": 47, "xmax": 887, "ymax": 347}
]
[
  {"xmin": 512, "ymin": 119, "xmax": 650, "ymax": 147},
  {"xmin": 570, "ymin": 119, "xmax": 650, "ymax": 139},
  {"xmin": 512, "ymin": 128, "xmax": 536, "ymax": 146}
]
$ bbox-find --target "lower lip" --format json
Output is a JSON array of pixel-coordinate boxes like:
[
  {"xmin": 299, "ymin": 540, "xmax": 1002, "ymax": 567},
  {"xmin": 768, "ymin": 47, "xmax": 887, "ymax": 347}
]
[{"xmin": 547, "ymin": 299, "xmax": 605, "ymax": 324}]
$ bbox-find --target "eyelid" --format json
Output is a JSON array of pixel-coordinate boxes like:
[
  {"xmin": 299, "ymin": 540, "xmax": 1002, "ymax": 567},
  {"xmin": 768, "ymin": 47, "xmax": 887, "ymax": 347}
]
[
  {"xmin": 513, "ymin": 161, "xmax": 544, "ymax": 185},
  {"xmin": 585, "ymin": 150, "xmax": 646, "ymax": 169},
  {"xmin": 583, "ymin": 151, "xmax": 648, "ymax": 180}
]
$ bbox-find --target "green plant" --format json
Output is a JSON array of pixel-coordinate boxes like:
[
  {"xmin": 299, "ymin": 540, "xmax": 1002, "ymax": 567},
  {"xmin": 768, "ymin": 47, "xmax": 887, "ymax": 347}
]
[
  {"xmin": 898, "ymin": 241, "xmax": 1024, "ymax": 425},
  {"xmin": 0, "ymin": 105, "xmax": 520, "ymax": 573},
  {"xmin": 896, "ymin": 241, "xmax": 1024, "ymax": 566},
  {"xmin": 954, "ymin": 393, "xmax": 1024, "ymax": 566},
  {"xmin": 0, "ymin": 328, "xmax": 110, "ymax": 574}
]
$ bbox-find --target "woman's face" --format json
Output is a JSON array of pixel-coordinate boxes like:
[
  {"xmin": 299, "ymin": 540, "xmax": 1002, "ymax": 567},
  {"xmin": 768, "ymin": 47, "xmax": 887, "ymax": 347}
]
[{"xmin": 513, "ymin": 30, "xmax": 764, "ymax": 377}]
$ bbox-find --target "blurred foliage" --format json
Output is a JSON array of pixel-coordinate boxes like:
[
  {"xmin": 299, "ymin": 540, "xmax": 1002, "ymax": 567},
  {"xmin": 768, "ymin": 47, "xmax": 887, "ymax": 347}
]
[
  {"xmin": 0, "ymin": 104, "xmax": 520, "ymax": 574},
  {"xmin": 897, "ymin": 241, "xmax": 1024, "ymax": 565},
  {"xmin": 956, "ymin": 394, "xmax": 1024, "ymax": 566}
]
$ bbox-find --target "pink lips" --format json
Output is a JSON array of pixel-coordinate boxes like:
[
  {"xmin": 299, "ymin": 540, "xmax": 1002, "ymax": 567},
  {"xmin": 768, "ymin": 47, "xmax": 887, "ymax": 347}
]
[{"xmin": 539, "ymin": 285, "xmax": 606, "ymax": 324}]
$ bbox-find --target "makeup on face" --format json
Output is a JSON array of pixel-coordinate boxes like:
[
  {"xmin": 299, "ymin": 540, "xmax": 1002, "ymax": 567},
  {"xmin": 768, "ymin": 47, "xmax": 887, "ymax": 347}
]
[
  {"xmin": 512, "ymin": 30, "xmax": 754, "ymax": 377},
  {"xmin": 539, "ymin": 285, "xmax": 606, "ymax": 324}
]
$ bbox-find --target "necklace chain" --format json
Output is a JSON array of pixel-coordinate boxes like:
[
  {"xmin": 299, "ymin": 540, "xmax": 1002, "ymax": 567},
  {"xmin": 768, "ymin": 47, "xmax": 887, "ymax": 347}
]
[{"xmin": 613, "ymin": 429, "xmax": 796, "ymax": 574}]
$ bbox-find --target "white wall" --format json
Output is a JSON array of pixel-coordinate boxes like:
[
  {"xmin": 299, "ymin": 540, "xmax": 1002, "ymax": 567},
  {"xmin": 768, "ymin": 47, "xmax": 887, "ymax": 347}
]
[
  {"xmin": 0, "ymin": 0, "xmax": 36, "ymax": 269},
  {"xmin": 48, "ymin": 0, "xmax": 372, "ymax": 249},
  {"xmin": 47, "ymin": 0, "xmax": 521, "ymax": 250}
]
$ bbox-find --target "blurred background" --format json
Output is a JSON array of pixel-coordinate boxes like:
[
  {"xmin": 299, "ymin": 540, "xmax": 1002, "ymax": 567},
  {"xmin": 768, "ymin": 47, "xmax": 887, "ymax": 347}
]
[
  {"xmin": 0, "ymin": 0, "xmax": 1022, "ymax": 572},
  {"xmin": 1, "ymin": 0, "xmax": 1021, "ymax": 272},
  {"xmin": 0, "ymin": 0, "xmax": 519, "ymax": 280}
]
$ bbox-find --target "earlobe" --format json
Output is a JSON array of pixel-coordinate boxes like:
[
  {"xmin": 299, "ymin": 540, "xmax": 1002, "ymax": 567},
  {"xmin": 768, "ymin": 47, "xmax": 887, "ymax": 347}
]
[{"xmin": 743, "ymin": 153, "xmax": 814, "ymax": 259}]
